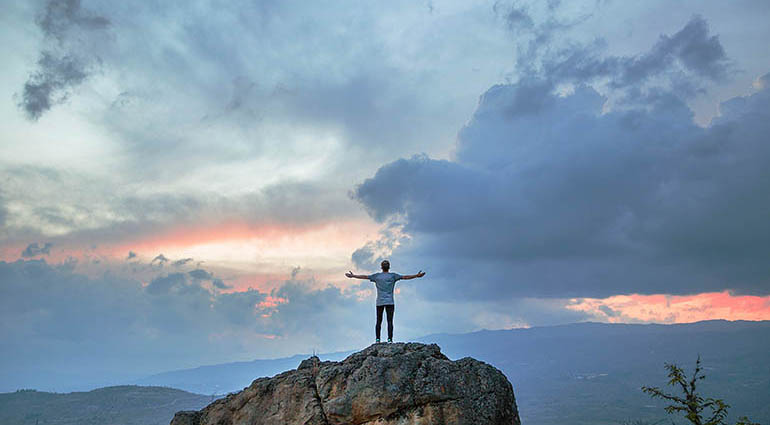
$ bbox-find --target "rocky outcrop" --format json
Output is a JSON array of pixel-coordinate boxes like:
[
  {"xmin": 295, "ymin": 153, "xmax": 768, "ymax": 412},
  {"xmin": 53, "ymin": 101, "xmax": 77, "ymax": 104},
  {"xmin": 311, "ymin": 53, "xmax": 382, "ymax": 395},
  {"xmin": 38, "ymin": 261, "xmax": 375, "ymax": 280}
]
[{"xmin": 171, "ymin": 342, "xmax": 520, "ymax": 425}]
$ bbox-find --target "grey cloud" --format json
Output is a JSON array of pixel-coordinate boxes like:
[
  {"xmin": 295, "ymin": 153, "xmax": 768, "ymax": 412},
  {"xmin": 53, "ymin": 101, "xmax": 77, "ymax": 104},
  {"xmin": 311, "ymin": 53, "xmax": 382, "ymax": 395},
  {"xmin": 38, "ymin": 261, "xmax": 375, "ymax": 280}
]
[
  {"xmin": 55, "ymin": 256, "xmax": 78, "ymax": 272},
  {"xmin": 647, "ymin": 14, "xmax": 729, "ymax": 81},
  {"xmin": 19, "ymin": 53, "xmax": 89, "ymax": 120},
  {"xmin": 503, "ymin": 8, "xmax": 731, "ymax": 102},
  {"xmin": 0, "ymin": 164, "xmax": 364, "ymax": 250},
  {"xmin": 0, "ymin": 259, "xmax": 273, "ymax": 390},
  {"xmin": 188, "ymin": 268, "xmax": 213, "ymax": 281},
  {"xmin": 503, "ymin": 6, "xmax": 534, "ymax": 30},
  {"xmin": 351, "ymin": 220, "xmax": 408, "ymax": 270},
  {"xmin": 0, "ymin": 259, "xmax": 375, "ymax": 392},
  {"xmin": 18, "ymin": 0, "xmax": 110, "ymax": 120},
  {"xmin": 151, "ymin": 254, "xmax": 169, "ymax": 266},
  {"xmin": 21, "ymin": 242, "xmax": 53, "ymax": 257},
  {"xmin": 0, "ymin": 194, "xmax": 7, "ymax": 228},
  {"xmin": 351, "ymin": 246, "xmax": 378, "ymax": 271},
  {"xmin": 37, "ymin": 0, "xmax": 110, "ymax": 40},
  {"xmin": 549, "ymin": 15, "xmax": 730, "ymax": 90},
  {"xmin": 495, "ymin": 0, "xmax": 594, "ymax": 77},
  {"xmin": 126, "ymin": 251, "xmax": 137, "ymax": 260},
  {"xmin": 173, "ymin": 258, "xmax": 194, "ymax": 267},
  {"xmin": 145, "ymin": 272, "xmax": 187, "ymax": 295},
  {"xmin": 212, "ymin": 278, "xmax": 231, "ymax": 289},
  {"xmin": 353, "ymin": 57, "xmax": 770, "ymax": 298}
]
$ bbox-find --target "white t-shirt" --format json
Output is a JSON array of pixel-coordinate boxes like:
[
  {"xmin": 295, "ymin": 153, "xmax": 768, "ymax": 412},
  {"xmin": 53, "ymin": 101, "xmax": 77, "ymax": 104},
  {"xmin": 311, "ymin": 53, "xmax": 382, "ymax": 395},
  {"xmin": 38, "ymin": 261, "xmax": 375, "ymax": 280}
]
[{"xmin": 368, "ymin": 272, "xmax": 402, "ymax": 306}]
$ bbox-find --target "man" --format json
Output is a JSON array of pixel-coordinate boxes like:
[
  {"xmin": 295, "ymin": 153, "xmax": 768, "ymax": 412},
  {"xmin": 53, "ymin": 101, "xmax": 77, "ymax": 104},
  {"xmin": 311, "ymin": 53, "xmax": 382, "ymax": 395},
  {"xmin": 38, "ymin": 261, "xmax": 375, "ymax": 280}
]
[{"xmin": 345, "ymin": 260, "xmax": 426, "ymax": 343}]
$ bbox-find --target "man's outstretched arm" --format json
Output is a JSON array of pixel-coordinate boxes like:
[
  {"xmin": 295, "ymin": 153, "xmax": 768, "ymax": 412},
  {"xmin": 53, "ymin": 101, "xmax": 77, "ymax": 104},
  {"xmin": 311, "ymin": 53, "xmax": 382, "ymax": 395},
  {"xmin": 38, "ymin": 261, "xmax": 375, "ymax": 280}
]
[
  {"xmin": 400, "ymin": 270, "xmax": 426, "ymax": 280},
  {"xmin": 345, "ymin": 271, "xmax": 370, "ymax": 279}
]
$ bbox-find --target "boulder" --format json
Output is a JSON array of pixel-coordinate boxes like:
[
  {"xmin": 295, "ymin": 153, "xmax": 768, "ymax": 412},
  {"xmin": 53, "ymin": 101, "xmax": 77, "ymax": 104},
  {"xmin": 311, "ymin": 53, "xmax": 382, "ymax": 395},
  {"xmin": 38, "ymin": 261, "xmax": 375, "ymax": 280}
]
[{"xmin": 171, "ymin": 342, "xmax": 520, "ymax": 425}]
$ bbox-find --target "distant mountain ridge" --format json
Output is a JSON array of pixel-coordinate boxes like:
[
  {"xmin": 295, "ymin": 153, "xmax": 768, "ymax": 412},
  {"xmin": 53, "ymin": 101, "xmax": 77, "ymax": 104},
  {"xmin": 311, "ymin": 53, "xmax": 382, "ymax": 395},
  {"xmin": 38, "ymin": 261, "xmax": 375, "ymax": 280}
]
[
  {"xmin": 136, "ymin": 351, "xmax": 353, "ymax": 396},
  {"xmin": 0, "ymin": 385, "xmax": 210, "ymax": 425}
]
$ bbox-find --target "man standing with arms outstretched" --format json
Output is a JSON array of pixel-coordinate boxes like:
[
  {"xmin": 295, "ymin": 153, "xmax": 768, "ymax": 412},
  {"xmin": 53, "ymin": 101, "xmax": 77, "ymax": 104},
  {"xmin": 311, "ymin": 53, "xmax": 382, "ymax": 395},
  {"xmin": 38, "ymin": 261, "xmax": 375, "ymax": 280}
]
[{"xmin": 346, "ymin": 260, "xmax": 426, "ymax": 343}]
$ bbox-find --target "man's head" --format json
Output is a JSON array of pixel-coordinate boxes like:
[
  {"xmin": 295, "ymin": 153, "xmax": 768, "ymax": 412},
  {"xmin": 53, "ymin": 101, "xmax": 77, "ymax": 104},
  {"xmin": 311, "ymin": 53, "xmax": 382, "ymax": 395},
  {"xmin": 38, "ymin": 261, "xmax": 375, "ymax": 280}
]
[{"xmin": 380, "ymin": 260, "xmax": 390, "ymax": 272}]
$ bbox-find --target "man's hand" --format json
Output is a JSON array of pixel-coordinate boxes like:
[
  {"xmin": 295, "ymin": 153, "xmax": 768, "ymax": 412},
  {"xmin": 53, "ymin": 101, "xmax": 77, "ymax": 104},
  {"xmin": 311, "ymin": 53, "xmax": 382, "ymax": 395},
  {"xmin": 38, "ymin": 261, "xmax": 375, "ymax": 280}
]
[
  {"xmin": 345, "ymin": 271, "xmax": 354, "ymax": 278},
  {"xmin": 401, "ymin": 270, "xmax": 426, "ymax": 280}
]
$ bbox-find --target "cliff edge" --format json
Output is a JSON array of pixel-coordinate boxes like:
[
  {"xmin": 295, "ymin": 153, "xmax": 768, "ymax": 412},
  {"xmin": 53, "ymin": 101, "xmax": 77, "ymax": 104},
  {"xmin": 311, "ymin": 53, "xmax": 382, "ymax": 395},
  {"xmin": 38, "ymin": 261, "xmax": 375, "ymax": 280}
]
[{"xmin": 171, "ymin": 342, "xmax": 520, "ymax": 425}]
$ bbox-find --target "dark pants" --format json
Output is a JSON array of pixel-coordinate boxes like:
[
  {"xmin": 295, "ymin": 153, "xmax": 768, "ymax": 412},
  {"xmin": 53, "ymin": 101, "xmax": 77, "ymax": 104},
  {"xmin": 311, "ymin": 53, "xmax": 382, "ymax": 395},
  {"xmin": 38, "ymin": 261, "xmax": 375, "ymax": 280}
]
[{"xmin": 376, "ymin": 304, "xmax": 395, "ymax": 340}]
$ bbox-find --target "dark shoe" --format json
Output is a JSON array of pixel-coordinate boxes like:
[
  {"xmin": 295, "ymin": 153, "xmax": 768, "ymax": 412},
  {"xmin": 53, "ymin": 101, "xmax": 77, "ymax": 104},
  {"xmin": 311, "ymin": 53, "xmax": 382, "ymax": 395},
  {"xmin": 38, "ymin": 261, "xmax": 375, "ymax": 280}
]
[
  {"xmin": 375, "ymin": 338, "xmax": 381, "ymax": 343},
  {"xmin": 387, "ymin": 338, "xmax": 393, "ymax": 343}
]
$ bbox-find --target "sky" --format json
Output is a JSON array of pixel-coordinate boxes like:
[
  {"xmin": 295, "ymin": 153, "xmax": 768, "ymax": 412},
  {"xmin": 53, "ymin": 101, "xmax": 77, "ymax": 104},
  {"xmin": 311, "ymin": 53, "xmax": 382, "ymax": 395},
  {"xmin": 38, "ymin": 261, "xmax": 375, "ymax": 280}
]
[{"xmin": 1, "ymin": 0, "xmax": 770, "ymax": 391}]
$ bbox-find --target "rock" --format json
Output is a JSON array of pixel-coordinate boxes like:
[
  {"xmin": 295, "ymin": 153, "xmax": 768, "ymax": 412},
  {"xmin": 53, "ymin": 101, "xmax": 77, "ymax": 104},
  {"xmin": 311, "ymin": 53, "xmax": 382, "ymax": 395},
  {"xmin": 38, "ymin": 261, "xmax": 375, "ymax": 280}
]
[{"xmin": 170, "ymin": 342, "xmax": 520, "ymax": 425}]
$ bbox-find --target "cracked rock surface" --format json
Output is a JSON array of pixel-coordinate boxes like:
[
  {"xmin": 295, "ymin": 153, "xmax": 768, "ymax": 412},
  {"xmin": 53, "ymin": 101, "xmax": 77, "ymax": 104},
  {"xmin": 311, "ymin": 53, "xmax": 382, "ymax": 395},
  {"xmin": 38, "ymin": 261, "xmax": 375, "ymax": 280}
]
[{"xmin": 170, "ymin": 342, "xmax": 521, "ymax": 425}]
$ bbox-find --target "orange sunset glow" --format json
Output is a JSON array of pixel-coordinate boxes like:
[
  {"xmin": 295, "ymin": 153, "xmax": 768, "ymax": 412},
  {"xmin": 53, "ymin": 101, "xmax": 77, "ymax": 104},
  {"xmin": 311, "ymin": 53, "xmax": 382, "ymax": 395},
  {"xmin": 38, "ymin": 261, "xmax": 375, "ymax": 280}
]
[{"xmin": 568, "ymin": 291, "xmax": 770, "ymax": 323}]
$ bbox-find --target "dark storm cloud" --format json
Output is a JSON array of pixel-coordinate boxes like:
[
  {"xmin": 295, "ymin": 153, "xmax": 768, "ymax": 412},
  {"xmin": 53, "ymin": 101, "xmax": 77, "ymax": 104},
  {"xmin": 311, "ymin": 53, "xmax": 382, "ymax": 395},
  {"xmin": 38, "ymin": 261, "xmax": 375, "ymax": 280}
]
[
  {"xmin": 150, "ymin": 254, "xmax": 169, "ymax": 266},
  {"xmin": 353, "ymin": 18, "xmax": 770, "ymax": 299},
  {"xmin": 18, "ymin": 0, "xmax": 109, "ymax": 120},
  {"xmin": 21, "ymin": 242, "xmax": 53, "ymax": 257}
]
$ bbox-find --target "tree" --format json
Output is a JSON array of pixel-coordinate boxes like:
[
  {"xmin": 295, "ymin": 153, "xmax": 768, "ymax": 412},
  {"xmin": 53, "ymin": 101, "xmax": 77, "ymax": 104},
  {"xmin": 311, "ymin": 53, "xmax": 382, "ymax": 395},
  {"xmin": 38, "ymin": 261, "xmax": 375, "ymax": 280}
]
[{"xmin": 641, "ymin": 356, "xmax": 760, "ymax": 425}]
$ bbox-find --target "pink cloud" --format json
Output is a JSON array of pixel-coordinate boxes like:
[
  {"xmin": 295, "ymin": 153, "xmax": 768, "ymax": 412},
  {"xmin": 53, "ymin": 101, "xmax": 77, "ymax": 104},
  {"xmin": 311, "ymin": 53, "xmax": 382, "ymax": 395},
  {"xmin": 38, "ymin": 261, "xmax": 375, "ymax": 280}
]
[{"xmin": 567, "ymin": 291, "xmax": 770, "ymax": 323}]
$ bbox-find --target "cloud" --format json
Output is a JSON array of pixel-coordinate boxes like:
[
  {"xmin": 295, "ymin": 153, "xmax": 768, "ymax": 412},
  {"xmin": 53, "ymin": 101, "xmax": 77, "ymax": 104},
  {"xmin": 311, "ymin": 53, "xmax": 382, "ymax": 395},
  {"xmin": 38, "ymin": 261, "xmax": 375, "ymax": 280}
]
[
  {"xmin": 173, "ymin": 258, "xmax": 194, "ymax": 267},
  {"xmin": 0, "ymin": 195, "xmax": 6, "ymax": 228},
  {"xmin": 352, "ymin": 19, "xmax": 770, "ymax": 299},
  {"xmin": 145, "ymin": 272, "xmax": 187, "ymax": 295},
  {"xmin": 0, "ymin": 255, "xmax": 579, "ymax": 392},
  {"xmin": 212, "ymin": 278, "xmax": 231, "ymax": 289},
  {"xmin": 150, "ymin": 254, "xmax": 169, "ymax": 266},
  {"xmin": 18, "ymin": 0, "xmax": 110, "ymax": 120},
  {"xmin": 21, "ymin": 242, "xmax": 53, "ymax": 257},
  {"xmin": 0, "ymin": 164, "xmax": 364, "ymax": 252},
  {"xmin": 36, "ymin": 0, "xmax": 110, "ymax": 40},
  {"xmin": 0, "ymin": 258, "xmax": 365, "ymax": 391},
  {"xmin": 350, "ymin": 219, "xmax": 409, "ymax": 270},
  {"xmin": 126, "ymin": 251, "xmax": 137, "ymax": 260},
  {"xmin": 545, "ymin": 15, "xmax": 730, "ymax": 89},
  {"xmin": 498, "ymin": 5, "xmax": 732, "ymax": 102},
  {"xmin": 188, "ymin": 268, "xmax": 213, "ymax": 281}
]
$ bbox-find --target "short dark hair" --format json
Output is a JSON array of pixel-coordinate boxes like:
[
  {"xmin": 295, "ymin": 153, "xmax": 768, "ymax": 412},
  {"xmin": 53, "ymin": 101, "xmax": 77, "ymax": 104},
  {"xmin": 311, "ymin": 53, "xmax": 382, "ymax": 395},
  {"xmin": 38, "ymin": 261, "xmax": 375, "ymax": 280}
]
[{"xmin": 381, "ymin": 260, "xmax": 390, "ymax": 270}]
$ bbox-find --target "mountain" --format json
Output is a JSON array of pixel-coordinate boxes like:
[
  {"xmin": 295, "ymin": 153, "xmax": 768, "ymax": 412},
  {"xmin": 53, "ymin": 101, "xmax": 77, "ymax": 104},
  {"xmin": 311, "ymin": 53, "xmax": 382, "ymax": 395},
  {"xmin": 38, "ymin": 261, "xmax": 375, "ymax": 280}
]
[
  {"xmin": 171, "ymin": 342, "xmax": 520, "ymax": 425},
  {"xmin": 136, "ymin": 352, "xmax": 353, "ymax": 396},
  {"xmin": 0, "ymin": 385, "xmax": 211, "ymax": 425},
  {"xmin": 416, "ymin": 320, "xmax": 770, "ymax": 425}
]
